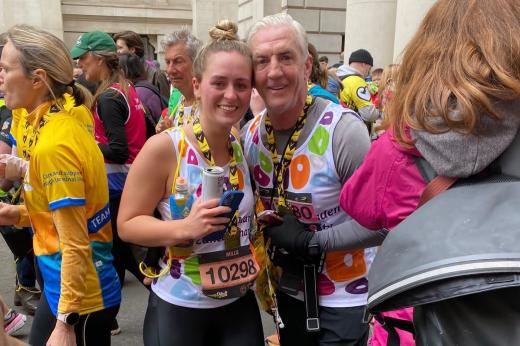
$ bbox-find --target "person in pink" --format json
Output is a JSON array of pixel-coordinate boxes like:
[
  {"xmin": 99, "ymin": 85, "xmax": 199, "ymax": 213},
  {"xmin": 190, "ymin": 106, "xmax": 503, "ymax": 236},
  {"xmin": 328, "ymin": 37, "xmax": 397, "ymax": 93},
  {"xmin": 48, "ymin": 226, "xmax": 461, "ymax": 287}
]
[{"xmin": 339, "ymin": 0, "xmax": 520, "ymax": 344}]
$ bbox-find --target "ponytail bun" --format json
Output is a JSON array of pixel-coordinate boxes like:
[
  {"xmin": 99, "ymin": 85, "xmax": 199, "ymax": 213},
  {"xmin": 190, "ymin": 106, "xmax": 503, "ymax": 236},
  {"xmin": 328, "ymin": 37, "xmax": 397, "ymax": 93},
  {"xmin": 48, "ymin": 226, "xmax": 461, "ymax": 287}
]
[{"xmin": 208, "ymin": 20, "xmax": 238, "ymax": 42}]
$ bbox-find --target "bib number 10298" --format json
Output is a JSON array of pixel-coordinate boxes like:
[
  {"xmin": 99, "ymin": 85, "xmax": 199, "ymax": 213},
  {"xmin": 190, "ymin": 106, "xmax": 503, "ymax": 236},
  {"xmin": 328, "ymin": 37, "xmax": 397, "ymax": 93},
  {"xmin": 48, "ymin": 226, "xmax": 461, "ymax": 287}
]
[{"xmin": 205, "ymin": 258, "xmax": 257, "ymax": 285}]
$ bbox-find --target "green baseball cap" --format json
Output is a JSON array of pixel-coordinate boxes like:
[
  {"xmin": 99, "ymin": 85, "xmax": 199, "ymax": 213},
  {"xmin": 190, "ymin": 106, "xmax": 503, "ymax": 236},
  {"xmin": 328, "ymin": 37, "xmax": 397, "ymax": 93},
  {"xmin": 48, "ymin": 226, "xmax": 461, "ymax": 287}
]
[{"xmin": 70, "ymin": 31, "xmax": 116, "ymax": 59}]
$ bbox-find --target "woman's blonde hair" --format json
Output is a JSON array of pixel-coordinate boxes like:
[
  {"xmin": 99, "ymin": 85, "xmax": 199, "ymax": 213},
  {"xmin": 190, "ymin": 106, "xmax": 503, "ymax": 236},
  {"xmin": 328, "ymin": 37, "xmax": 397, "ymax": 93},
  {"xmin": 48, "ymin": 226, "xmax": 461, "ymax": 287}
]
[
  {"xmin": 387, "ymin": 0, "xmax": 520, "ymax": 146},
  {"xmin": 192, "ymin": 20, "xmax": 252, "ymax": 82},
  {"xmin": 7, "ymin": 25, "xmax": 87, "ymax": 107}
]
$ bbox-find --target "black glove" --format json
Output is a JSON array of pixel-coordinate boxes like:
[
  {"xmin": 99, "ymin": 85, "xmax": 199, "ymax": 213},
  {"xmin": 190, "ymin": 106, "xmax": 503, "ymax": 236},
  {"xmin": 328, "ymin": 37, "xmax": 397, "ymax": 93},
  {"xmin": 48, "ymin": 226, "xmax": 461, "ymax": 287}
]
[{"xmin": 263, "ymin": 213, "xmax": 314, "ymax": 258}]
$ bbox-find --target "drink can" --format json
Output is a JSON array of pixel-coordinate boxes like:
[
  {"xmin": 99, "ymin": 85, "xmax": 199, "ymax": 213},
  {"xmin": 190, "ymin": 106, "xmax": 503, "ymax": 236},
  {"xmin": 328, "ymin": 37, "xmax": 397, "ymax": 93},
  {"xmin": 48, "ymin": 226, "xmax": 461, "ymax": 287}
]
[{"xmin": 202, "ymin": 166, "xmax": 224, "ymax": 201}]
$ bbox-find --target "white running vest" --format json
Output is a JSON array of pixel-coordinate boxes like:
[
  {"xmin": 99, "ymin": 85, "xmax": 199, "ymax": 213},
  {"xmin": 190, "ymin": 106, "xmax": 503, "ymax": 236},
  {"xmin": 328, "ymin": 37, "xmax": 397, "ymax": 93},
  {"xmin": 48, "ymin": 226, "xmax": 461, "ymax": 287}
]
[
  {"xmin": 243, "ymin": 102, "xmax": 376, "ymax": 308},
  {"xmin": 152, "ymin": 127, "xmax": 257, "ymax": 309}
]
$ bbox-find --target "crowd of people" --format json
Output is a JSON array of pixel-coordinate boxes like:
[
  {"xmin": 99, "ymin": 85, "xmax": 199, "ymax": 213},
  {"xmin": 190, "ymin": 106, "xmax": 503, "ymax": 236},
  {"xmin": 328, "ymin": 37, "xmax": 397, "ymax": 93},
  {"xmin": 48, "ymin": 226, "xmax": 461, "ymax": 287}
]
[{"xmin": 0, "ymin": 0, "xmax": 519, "ymax": 345}]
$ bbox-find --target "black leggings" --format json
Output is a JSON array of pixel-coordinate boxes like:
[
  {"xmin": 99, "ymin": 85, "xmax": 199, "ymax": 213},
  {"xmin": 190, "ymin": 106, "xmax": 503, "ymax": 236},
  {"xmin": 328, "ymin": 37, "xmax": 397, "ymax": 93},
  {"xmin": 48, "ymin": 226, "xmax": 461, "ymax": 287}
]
[
  {"xmin": 144, "ymin": 290, "xmax": 264, "ymax": 346},
  {"xmin": 277, "ymin": 292, "xmax": 369, "ymax": 346},
  {"xmin": 29, "ymin": 293, "xmax": 119, "ymax": 346}
]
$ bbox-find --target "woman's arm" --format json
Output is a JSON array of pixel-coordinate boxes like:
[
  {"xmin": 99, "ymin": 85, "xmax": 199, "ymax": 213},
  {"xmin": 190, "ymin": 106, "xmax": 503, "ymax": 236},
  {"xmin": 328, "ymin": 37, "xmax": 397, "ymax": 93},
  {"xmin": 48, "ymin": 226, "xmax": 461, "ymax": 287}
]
[
  {"xmin": 52, "ymin": 206, "xmax": 89, "ymax": 313},
  {"xmin": 117, "ymin": 133, "xmax": 231, "ymax": 247}
]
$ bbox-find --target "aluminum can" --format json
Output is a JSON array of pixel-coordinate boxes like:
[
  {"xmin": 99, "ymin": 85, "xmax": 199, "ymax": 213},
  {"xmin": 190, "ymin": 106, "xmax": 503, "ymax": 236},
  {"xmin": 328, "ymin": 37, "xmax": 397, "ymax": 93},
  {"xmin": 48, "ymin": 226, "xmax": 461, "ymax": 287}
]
[{"xmin": 202, "ymin": 166, "xmax": 224, "ymax": 201}]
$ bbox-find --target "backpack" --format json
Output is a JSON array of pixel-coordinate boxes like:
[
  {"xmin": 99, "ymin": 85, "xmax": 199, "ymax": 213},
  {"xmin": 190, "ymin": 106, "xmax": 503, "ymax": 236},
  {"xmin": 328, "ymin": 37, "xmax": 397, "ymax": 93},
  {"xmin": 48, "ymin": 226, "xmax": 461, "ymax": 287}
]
[
  {"xmin": 134, "ymin": 80, "xmax": 169, "ymax": 110},
  {"xmin": 367, "ymin": 132, "xmax": 520, "ymax": 345}
]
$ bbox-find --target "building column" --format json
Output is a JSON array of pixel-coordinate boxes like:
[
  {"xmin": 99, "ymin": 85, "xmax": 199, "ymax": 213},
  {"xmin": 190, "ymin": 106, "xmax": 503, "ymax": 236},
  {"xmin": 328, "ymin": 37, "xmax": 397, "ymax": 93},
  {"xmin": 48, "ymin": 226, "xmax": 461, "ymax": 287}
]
[
  {"xmin": 344, "ymin": 0, "xmax": 397, "ymax": 69},
  {"xmin": 393, "ymin": 0, "xmax": 436, "ymax": 61},
  {"xmin": 192, "ymin": 0, "xmax": 238, "ymax": 43},
  {"xmin": 1, "ymin": 0, "xmax": 63, "ymax": 38}
]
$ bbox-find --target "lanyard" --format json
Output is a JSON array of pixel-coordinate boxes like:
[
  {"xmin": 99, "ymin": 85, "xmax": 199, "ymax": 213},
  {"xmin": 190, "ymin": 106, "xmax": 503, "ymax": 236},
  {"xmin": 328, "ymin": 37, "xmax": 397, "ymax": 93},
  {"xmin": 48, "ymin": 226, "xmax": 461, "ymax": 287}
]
[
  {"xmin": 176, "ymin": 97, "xmax": 198, "ymax": 127},
  {"xmin": 265, "ymin": 93, "xmax": 313, "ymax": 212},
  {"xmin": 192, "ymin": 118, "xmax": 241, "ymax": 249}
]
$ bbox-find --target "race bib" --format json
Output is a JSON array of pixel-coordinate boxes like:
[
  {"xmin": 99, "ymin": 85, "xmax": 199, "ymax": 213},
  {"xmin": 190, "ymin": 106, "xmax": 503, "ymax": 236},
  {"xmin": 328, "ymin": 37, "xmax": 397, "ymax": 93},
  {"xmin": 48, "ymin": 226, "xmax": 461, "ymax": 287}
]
[{"xmin": 198, "ymin": 245, "xmax": 259, "ymax": 299}]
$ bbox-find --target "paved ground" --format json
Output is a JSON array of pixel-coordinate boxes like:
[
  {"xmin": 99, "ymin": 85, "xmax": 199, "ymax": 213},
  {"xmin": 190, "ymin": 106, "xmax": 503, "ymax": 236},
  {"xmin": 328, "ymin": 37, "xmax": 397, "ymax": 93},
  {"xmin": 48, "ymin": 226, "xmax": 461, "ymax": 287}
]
[{"xmin": 0, "ymin": 240, "xmax": 276, "ymax": 345}]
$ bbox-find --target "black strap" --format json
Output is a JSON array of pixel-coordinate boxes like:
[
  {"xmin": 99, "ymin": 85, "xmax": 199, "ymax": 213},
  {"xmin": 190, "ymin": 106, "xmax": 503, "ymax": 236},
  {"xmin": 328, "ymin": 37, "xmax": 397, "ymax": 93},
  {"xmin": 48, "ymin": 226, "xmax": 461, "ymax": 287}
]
[
  {"xmin": 339, "ymin": 73, "xmax": 362, "ymax": 81},
  {"xmin": 373, "ymin": 314, "xmax": 415, "ymax": 346},
  {"xmin": 303, "ymin": 264, "xmax": 320, "ymax": 332},
  {"xmin": 413, "ymin": 157, "xmax": 437, "ymax": 183}
]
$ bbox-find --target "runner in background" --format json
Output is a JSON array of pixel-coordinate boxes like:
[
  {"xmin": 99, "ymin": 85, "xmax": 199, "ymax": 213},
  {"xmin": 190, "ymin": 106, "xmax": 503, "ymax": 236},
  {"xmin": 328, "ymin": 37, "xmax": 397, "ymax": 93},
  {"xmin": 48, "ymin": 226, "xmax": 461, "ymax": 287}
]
[
  {"xmin": 155, "ymin": 30, "xmax": 202, "ymax": 133},
  {"xmin": 71, "ymin": 30, "xmax": 147, "ymax": 336}
]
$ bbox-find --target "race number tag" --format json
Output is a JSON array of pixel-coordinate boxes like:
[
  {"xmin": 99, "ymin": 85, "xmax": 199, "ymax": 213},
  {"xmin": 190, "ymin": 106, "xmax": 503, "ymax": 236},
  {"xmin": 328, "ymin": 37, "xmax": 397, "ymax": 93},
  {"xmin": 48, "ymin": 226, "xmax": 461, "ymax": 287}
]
[
  {"xmin": 198, "ymin": 245, "xmax": 259, "ymax": 299},
  {"xmin": 286, "ymin": 192, "xmax": 318, "ymax": 223}
]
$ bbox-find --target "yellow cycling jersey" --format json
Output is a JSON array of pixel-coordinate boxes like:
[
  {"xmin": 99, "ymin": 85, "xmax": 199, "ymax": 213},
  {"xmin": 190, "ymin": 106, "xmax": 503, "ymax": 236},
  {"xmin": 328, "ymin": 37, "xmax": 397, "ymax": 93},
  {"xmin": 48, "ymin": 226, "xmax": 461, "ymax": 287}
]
[{"xmin": 339, "ymin": 75, "xmax": 373, "ymax": 112}]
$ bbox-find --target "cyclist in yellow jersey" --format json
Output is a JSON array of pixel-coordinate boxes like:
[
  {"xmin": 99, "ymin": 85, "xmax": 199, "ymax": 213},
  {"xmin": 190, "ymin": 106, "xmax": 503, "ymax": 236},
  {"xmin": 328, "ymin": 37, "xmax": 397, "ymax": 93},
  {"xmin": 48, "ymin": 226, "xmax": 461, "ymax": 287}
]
[
  {"xmin": 0, "ymin": 25, "xmax": 120, "ymax": 346},
  {"xmin": 337, "ymin": 49, "xmax": 380, "ymax": 122}
]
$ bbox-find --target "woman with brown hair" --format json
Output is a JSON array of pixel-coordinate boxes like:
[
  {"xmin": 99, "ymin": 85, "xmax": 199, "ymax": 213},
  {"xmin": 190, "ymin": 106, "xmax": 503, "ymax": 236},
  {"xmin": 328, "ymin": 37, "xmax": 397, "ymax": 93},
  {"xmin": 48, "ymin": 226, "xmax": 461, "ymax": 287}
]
[
  {"xmin": 339, "ymin": 0, "xmax": 520, "ymax": 344},
  {"xmin": 117, "ymin": 20, "xmax": 263, "ymax": 345}
]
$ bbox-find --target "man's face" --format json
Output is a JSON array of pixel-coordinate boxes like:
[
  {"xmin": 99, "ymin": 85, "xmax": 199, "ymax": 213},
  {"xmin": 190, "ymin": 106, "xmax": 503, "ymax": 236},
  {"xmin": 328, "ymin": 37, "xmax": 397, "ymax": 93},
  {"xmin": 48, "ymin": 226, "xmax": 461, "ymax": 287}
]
[
  {"xmin": 250, "ymin": 25, "xmax": 312, "ymax": 119},
  {"xmin": 164, "ymin": 43, "xmax": 193, "ymax": 97},
  {"xmin": 116, "ymin": 39, "xmax": 134, "ymax": 54}
]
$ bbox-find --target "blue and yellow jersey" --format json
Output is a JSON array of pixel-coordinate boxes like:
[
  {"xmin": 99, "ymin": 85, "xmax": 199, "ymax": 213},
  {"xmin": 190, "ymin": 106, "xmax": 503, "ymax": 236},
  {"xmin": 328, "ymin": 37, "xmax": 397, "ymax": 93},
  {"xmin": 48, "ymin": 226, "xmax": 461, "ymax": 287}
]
[{"xmin": 19, "ymin": 103, "xmax": 120, "ymax": 316}]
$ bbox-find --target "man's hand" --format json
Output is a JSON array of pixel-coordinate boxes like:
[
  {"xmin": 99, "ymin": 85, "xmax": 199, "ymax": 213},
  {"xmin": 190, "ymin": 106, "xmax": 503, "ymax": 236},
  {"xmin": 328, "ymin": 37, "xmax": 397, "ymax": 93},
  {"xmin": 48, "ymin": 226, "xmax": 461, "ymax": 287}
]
[
  {"xmin": 46, "ymin": 320, "xmax": 76, "ymax": 346},
  {"xmin": 263, "ymin": 213, "xmax": 314, "ymax": 257}
]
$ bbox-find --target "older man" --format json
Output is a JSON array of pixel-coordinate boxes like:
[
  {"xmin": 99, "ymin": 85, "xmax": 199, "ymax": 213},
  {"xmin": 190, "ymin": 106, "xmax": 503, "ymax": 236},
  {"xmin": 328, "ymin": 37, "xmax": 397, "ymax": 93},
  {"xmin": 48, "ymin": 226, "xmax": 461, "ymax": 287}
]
[
  {"xmin": 155, "ymin": 30, "xmax": 202, "ymax": 132},
  {"xmin": 243, "ymin": 13, "xmax": 387, "ymax": 346}
]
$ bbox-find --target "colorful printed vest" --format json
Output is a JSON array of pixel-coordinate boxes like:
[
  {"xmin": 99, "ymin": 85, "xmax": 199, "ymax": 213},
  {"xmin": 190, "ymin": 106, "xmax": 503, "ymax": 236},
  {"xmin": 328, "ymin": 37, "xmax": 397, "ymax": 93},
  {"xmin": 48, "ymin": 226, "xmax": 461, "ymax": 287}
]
[
  {"xmin": 152, "ymin": 127, "xmax": 259, "ymax": 309},
  {"xmin": 243, "ymin": 103, "xmax": 376, "ymax": 308},
  {"xmin": 93, "ymin": 83, "xmax": 147, "ymax": 198}
]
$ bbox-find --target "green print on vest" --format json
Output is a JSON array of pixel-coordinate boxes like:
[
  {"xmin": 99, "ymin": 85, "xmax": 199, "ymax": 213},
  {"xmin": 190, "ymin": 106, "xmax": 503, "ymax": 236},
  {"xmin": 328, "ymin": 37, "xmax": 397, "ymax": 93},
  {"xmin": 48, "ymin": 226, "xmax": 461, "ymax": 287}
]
[
  {"xmin": 259, "ymin": 150, "xmax": 273, "ymax": 173},
  {"xmin": 232, "ymin": 142, "xmax": 243, "ymax": 164},
  {"xmin": 309, "ymin": 126, "xmax": 330, "ymax": 156},
  {"xmin": 184, "ymin": 256, "xmax": 202, "ymax": 285}
]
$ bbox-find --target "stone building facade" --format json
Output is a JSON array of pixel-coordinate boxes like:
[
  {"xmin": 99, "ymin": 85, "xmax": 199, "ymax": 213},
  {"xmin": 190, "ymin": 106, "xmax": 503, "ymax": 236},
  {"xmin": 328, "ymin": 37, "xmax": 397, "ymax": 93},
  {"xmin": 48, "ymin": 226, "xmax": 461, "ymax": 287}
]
[
  {"xmin": 0, "ymin": 0, "xmax": 435, "ymax": 69},
  {"xmin": 0, "ymin": 0, "xmax": 237, "ymax": 68}
]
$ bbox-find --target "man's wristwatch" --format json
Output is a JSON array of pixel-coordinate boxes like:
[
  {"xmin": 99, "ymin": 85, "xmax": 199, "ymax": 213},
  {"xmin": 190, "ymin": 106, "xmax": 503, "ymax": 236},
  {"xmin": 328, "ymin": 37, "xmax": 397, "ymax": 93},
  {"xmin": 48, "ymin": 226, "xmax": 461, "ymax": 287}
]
[{"xmin": 57, "ymin": 312, "xmax": 80, "ymax": 326}]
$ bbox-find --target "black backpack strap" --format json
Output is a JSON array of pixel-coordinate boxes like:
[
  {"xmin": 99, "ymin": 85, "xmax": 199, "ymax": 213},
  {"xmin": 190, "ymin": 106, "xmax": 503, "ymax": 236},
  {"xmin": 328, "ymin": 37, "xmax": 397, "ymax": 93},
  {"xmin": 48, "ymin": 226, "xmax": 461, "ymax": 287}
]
[
  {"xmin": 373, "ymin": 314, "xmax": 415, "ymax": 346},
  {"xmin": 135, "ymin": 80, "xmax": 169, "ymax": 108},
  {"xmin": 413, "ymin": 157, "xmax": 437, "ymax": 183},
  {"xmin": 339, "ymin": 73, "xmax": 361, "ymax": 81}
]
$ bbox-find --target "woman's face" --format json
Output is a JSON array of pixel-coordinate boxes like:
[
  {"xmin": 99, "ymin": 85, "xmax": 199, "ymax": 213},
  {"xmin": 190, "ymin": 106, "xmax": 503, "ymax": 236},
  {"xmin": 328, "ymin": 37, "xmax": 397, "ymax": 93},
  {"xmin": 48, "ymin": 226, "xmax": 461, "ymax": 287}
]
[
  {"xmin": 193, "ymin": 50, "xmax": 252, "ymax": 128},
  {"xmin": 0, "ymin": 40, "xmax": 40, "ymax": 111},
  {"xmin": 77, "ymin": 52, "xmax": 103, "ymax": 81}
]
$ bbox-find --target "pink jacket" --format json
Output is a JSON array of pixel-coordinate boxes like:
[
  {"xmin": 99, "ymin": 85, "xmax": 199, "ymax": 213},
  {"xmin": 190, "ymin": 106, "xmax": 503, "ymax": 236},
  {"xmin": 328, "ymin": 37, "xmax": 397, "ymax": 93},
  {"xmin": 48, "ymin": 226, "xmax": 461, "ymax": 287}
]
[{"xmin": 339, "ymin": 130, "xmax": 426, "ymax": 346}]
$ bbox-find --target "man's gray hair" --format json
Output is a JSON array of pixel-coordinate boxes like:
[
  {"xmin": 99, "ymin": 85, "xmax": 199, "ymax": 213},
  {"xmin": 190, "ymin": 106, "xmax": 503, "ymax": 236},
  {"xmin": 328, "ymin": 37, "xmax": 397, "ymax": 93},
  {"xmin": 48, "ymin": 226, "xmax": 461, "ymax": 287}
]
[
  {"xmin": 161, "ymin": 29, "xmax": 202, "ymax": 61},
  {"xmin": 247, "ymin": 13, "xmax": 308, "ymax": 59}
]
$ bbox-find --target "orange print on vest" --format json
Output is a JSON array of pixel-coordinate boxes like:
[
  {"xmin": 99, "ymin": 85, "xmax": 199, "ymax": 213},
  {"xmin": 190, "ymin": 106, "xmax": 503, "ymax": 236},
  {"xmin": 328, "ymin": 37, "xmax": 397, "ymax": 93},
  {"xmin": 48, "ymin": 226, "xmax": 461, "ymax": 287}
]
[{"xmin": 325, "ymin": 250, "xmax": 366, "ymax": 282}]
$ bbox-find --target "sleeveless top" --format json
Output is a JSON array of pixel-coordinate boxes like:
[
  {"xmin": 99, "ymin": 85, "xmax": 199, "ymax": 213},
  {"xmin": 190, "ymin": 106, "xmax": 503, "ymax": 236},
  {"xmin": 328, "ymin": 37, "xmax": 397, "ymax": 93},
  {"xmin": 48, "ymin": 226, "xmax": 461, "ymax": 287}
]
[
  {"xmin": 243, "ymin": 103, "xmax": 376, "ymax": 308},
  {"xmin": 93, "ymin": 83, "xmax": 147, "ymax": 198},
  {"xmin": 152, "ymin": 127, "xmax": 258, "ymax": 308}
]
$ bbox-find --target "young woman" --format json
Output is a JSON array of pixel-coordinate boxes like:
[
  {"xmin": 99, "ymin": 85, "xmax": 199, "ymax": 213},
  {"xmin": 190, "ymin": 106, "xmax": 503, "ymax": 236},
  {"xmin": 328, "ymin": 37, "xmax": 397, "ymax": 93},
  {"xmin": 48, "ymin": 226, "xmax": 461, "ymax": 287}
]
[
  {"xmin": 118, "ymin": 21, "xmax": 264, "ymax": 346},
  {"xmin": 339, "ymin": 0, "xmax": 520, "ymax": 344},
  {"xmin": 71, "ymin": 31, "xmax": 147, "ymax": 290},
  {"xmin": 0, "ymin": 25, "xmax": 120, "ymax": 346}
]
